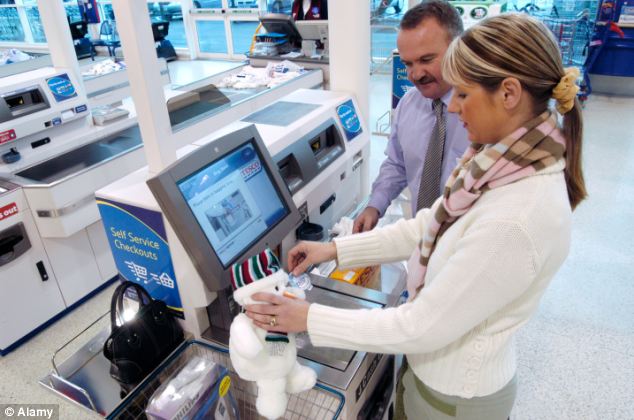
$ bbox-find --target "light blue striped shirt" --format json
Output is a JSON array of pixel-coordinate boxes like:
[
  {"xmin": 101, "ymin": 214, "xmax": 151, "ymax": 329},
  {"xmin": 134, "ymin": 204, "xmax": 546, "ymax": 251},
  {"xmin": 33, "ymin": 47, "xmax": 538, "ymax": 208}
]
[{"xmin": 368, "ymin": 88, "xmax": 470, "ymax": 216}]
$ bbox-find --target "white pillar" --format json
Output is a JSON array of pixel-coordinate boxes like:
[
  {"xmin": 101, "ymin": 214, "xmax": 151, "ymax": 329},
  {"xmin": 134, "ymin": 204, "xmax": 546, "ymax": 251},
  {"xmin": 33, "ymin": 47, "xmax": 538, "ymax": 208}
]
[
  {"xmin": 180, "ymin": 0, "xmax": 198, "ymax": 60},
  {"xmin": 328, "ymin": 0, "xmax": 371, "ymax": 123},
  {"xmin": 37, "ymin": 0, "xmax": 83, "ymax": 91},
  {"xmin": 17, "ymin": 6, "xmax": 33, "ymax": 44},
  {"xmin": 112, "ymin": 0, "xmax": 176, "ymax": 175}
]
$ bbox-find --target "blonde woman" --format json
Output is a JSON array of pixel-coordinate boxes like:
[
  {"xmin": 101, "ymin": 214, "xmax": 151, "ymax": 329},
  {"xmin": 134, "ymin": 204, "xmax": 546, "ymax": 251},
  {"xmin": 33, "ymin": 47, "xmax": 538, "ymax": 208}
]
[{"xmin": 245, "ymin": 13, "xmax": 586, "ymax": 419}]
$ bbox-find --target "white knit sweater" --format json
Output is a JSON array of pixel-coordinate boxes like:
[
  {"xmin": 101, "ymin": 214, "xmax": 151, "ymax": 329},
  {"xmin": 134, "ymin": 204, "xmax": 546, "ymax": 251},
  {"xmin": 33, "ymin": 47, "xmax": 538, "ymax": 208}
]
[{"xmin": 307, "ymin": 160, "xmax": 571, "ymax": 398}]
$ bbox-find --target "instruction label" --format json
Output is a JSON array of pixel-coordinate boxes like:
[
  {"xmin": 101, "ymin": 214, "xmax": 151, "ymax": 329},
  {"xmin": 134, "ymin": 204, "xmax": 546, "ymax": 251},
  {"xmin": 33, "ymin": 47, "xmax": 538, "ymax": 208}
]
[
  {"xmin": 46, "ymin": 73, "xmax": 77, "ymax": 102},
  {"xmin": 96, "ymin": 197, "xmax": 184, "ymax": 318},
  {"xmin": 336, "ymin": 99, "xmax": 362, "ymax": 141}
]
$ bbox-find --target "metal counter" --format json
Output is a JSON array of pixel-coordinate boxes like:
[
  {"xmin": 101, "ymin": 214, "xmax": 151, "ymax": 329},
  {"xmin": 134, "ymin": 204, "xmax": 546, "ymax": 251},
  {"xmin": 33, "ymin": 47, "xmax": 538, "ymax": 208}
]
[
  {"xmin": 14, "ymin": 125, "xmax": 142, "ymax": 186},
  {"xmin": 167, "ymin": 69, "xmax": 323, "ymax": 132}
]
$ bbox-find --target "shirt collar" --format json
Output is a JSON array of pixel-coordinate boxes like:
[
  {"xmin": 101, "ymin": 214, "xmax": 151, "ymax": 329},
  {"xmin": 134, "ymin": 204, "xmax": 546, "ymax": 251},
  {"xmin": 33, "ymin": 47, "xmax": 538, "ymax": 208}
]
[
  {"xmin": 427, "ymin": 88, "xmax": 454, "ymax": 110},
  {"xmin": 440, "ymin": 88, "xmax": 453, "ymax": 107}
]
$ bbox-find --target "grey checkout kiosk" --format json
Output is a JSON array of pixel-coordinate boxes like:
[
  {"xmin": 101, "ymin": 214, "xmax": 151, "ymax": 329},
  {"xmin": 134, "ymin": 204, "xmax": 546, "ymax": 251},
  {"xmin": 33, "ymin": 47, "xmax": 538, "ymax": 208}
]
[
  {"xmin": 147, "ymin": 125, "xmax": 401, "ymax": 420},
  {"xmin": 250, "ymin": 14, "xmax": 330, "ymax": 86}
]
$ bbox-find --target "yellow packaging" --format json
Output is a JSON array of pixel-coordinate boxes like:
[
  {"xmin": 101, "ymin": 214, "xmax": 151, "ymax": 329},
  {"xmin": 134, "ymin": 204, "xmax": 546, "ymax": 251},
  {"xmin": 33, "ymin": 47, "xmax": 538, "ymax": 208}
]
[
  {"xmin": 330, "ymin": 267, "xmax": 364, "ymax": 284},
  {"xmin": 330, "ymin": 266, "xmax": 379, "ymax": 287}
]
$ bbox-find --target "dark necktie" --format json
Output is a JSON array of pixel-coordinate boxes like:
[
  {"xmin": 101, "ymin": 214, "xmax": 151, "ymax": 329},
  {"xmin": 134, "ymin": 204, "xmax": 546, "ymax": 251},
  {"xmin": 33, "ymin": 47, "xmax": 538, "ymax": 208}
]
[{"xmin": 416, "ymin": 98, "xmax": 447, "ymax": 211}]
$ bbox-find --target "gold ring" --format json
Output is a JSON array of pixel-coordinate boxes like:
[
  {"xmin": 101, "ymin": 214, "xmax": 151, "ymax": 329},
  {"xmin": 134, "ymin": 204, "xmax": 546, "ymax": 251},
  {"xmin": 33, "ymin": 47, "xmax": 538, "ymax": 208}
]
[{"xmin": 269, "ymin": 315, "xmax": 277, "ymax": 327}]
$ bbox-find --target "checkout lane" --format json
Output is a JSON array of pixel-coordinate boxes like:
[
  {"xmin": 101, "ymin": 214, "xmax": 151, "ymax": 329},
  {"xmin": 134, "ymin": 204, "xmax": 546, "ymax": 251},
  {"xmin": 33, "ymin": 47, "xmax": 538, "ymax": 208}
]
[
  {"xmin": 82, "ymin": 88, "xmax": 402, "ymax": 419},
  {"xmin": 0, "ymin": 51, "xmax": 324, "ymax": 355},
  {"xmin": 34, "ymin": 0, "xmax": 384, "ymax": 416},
  {"xmin": 152, "ymin": 91, "xmax": 404, "ymax": 419}
]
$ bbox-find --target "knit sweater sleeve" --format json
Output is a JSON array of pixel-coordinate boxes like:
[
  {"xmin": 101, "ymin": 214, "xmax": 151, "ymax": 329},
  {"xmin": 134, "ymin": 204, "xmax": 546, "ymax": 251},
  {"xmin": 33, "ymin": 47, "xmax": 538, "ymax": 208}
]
[
  {"xmin": 308, "ymin": 220, "xmax": 539, "ymax": 354},
  {"xmin": 333, "ymin": 205, "xmax": 435, "ymax": 268}
]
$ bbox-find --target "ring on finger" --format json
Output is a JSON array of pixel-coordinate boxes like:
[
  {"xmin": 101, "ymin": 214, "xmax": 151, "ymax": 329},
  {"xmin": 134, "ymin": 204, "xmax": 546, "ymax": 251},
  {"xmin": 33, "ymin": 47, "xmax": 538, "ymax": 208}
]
[{"xmin": 269, "ymin": 315, "xmax": 277, "ymax": 327}]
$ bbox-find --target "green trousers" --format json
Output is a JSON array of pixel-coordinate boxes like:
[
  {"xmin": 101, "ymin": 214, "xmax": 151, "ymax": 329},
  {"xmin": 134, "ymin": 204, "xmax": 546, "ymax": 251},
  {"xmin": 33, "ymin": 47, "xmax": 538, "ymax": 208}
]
[{"xmin": 395, "ymin": 362, "xmax": 517, "ymax": 420}]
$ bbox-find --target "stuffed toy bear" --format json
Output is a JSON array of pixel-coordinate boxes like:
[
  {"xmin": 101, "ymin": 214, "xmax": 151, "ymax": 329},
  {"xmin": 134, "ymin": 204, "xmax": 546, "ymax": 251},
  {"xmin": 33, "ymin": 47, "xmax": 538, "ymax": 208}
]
[{"xmin": 229, "ymin": 248, "xmax": 317, "ymax": 419}]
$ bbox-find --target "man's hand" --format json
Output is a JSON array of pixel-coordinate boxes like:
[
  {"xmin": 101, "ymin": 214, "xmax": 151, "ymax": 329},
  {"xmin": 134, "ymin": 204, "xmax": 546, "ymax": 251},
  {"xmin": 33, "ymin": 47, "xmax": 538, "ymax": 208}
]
[{"xmin": 353, "ymin": 207, "xmax": 380, "ymax": 233}]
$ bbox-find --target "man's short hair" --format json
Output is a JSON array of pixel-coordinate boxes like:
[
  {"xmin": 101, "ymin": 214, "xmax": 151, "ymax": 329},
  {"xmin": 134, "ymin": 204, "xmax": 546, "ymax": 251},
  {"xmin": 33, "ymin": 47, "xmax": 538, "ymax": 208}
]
[{"xmin": 400, "ymin": 0, "xmax": 464, "ymax": 40}]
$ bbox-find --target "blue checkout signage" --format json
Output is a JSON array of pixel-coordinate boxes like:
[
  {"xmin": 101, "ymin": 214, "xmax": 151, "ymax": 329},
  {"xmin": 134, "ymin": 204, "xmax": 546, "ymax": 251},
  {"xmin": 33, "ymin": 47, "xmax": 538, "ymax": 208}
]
[
  {"xmin": 77, "ymin": 0, "xmax": 101, "ymax": 24},
  {"xmin": 392, "ymin": 52, "xmax": 414, "ymax": 110},
  {"xmin": 46, "ymin": 73, "xmax": 78, "ymax": 102},
  {"xmin": 97, "ymin": 198, "xmax": 184, "ymax": 318},
  {"xmin": 336, "ymin": 99, "xmax": 362, "ymax": 141}
]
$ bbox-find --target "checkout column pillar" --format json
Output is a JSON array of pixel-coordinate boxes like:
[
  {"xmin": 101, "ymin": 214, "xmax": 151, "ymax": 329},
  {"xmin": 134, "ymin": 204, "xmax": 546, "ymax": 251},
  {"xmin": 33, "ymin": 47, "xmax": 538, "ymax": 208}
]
[
  {"xmin": 328, "ymin": 0, "xmax": 371, "ymax": 196},
  {"xmin": 37, "ymin": 0, "xmax": 84, "ymax": 92},
  {"xmin": 111, "ymin": 0, "xmax": 176, "ymax": 174}
]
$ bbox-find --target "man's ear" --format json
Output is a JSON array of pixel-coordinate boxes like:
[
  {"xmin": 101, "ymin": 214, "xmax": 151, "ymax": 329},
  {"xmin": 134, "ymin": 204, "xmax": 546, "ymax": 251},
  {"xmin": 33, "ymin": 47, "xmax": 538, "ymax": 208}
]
[{"xmin": 500, "ymin": 77, "xmax": 523, "ymax": 110}]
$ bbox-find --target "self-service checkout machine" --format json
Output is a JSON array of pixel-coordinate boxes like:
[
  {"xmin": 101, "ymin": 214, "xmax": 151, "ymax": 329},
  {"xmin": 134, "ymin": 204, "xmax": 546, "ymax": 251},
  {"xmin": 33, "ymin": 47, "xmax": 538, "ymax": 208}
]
[
  {"xmin": 50, "ymin": 0, "xmax": 400, "ymax": 417},
  {"xmin": 0, "ymin": 0, "xmax": 327, "ymax": 354},
  {"xmin": 69, "ymin": 19, "xmax": 93, "ymax": 60},
  {"xmin": 0, "ymin": 61, "xmax": 146, "ymax": 355},
  {"xmin": 0, "ymin": 66, "xmax": 324, "ymax": 356},
  {"xmin": 94, "ymin": 88, "xmax": 405, "ymax": 419},
  {"xmin": 0, "ymin": 0, "xmax": 157, "ymax": 355}
]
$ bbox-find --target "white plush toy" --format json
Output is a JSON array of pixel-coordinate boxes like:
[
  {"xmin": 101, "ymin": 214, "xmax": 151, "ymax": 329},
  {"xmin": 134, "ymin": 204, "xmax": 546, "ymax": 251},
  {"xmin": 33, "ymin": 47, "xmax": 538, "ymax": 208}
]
[{"xmin": 229, "ymin": 248, "xmax": 317, "ymax": 419}]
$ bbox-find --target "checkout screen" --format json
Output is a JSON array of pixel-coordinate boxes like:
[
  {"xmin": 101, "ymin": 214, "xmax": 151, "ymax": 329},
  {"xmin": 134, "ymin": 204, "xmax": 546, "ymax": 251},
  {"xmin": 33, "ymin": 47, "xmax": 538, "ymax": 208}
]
[{"xmin": 177, "ymin": 141, "xmax": 288, "ymax": 267}]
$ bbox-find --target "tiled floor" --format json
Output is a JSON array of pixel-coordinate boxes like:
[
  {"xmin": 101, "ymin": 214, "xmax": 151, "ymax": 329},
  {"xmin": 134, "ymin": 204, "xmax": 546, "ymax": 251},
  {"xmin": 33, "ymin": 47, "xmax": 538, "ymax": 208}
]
[
  {"xmin": 511, "ymin": 94, "xmax": 634, "ymax": 420},
  {"xmin": 1, "ymin": 65, "xmax": 632, "ymax": 420}
]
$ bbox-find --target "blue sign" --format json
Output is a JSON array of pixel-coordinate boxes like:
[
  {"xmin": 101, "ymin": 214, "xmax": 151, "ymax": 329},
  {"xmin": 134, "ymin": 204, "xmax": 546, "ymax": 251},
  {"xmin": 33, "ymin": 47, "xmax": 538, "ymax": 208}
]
[
  {"xmin": 336, "ymin": 99, "xmax": 362, "ymax": 141},
  {"xmin": 97, "ymin": 198, "xmax": 184, "ymax": 318},
  {"xmin": 78, "ymin": 0, "xmax": 101, "ymax": 24},
  {"xmin": 392, "ymin": 53, "xmax": 414, "ymax": 110},
  {"xmin": 46, "ymin": 73, "xmax": 77, "ymax": 102},
  {"xmin": 75, "ymin": 104, "xmax": 87, "ymax": 113}
]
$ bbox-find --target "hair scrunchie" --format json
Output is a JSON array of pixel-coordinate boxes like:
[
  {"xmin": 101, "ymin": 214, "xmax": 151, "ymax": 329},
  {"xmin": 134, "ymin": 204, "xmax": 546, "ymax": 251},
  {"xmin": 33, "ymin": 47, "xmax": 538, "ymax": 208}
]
[{"xmin": 552, "ymin": 67, "xmax": 580, "ymax": 114}]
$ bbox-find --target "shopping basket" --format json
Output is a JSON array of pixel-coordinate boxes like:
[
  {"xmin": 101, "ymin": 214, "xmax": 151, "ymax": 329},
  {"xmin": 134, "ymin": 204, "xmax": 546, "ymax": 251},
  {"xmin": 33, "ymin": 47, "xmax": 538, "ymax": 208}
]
[{"xmin": 107, "ymin": 340, "xmax": 345, "ymax": 420}]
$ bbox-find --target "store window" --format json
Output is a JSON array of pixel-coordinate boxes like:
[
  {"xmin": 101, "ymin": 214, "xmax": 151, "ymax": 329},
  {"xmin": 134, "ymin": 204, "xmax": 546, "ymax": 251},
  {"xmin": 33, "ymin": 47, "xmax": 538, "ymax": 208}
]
[
  {"xmin": 370, "ymin": 0, "xmax": 404, "ymax": 73},
  {"xmin": 96, "ymin": 1, "xmax": 186, "ymax": 49},
  {"xmin": 147, "ymin": 1, "xmax": 186, "ymax": 48},
  {"xmin": 371, "ymin": 0, "xmax": 403, "ymax": 19},
  {"xmin": 0, "ymin": 0, "xmax": 84, "ymax": 45},
  {"xmin": 0, "ymin": 6, "xmax": 24, "ymax": 42},
  {"xmin": 229, "ymin": 0, "xmax": 258, "ymax": 9},
  {"xmin": 98, "ymin": 2, "xmax": 114, "ymax": 20},
  {"xmin": 196, "ymin": 20, "xmax": 227, "ymax": 54},
  {"xmin": 24, "ymin": 6, "xmax": 44, "ymax": 43},
  {"xmin": 230, "ymin": 20, "xmax": 258, "ymax": 55},
  {"xmin": 266, "ymin": 0, "xmax": 292, "ymax": 14},
  {"xmin": 192, "ymin": 1, "xmax": 259, "ymax": 58},
  {"xmin": 63, "ymin": 0, "xmax": 81, "ymax": 22},
  {"xmin": 192, "ymin": 0, "xmax": 222, "ymax": 7}
]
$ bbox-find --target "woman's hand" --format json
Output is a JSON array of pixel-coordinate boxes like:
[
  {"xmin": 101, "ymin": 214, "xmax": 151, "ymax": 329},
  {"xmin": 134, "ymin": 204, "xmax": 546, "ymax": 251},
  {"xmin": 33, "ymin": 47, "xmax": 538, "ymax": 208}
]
[
  {"xmin": 245, "ymin": 293, "xmax": 310, "ymax": 333},
  {"xmin": 287, "ymin": 241, "xmax": 337, "ymax": 275}
]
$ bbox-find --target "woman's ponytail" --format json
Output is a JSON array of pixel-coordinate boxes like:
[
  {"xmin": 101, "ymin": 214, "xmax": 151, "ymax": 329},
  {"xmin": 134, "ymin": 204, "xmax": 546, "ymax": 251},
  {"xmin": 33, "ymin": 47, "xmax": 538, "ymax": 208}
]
[{"xmin": 562, "ymin": 97, "xmax": 586, "ymax": 210}]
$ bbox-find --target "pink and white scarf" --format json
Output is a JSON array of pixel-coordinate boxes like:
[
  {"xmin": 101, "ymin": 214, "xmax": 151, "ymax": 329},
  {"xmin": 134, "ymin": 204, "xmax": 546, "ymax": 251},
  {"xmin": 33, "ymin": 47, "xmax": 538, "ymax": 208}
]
[{"xmin": 406, "ymin": 111, "xmax": 566, "ymax": 298}]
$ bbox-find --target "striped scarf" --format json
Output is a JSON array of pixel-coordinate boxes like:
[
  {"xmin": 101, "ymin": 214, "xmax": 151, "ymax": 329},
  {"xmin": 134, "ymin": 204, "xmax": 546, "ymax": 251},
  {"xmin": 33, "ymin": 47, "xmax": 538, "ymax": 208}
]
[
  {"xmin": 230, "ymin": 248, "xmax": 281, "ymax": 290},
  {"xmin": 407, "ymin": 111, "xmax": 566, "ymax": 298}
]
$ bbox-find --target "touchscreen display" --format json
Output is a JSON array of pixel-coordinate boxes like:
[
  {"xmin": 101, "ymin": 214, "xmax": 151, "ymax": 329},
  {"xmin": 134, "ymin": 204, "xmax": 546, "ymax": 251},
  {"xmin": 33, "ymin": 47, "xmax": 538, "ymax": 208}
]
[{"xmin": 177, "ymin": 141, "xmax": 288, "ymax": 267}]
